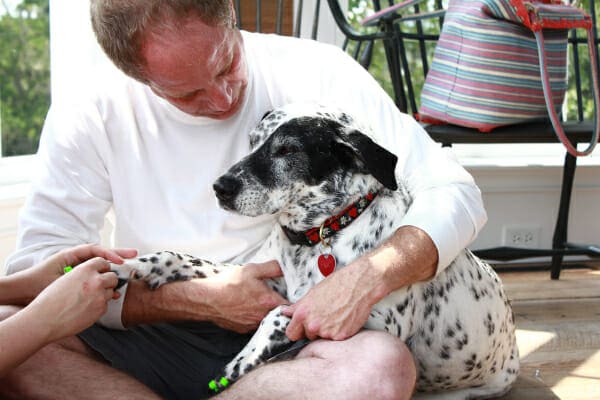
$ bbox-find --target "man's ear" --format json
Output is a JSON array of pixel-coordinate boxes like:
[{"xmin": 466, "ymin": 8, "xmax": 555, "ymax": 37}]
[
  {"xmin": 229, "ymin": 0, "xmax": 238, "ymax": 28},
  {"xmin": 335, "ymin": 129, "xmax": 398, "ymax": 191}
]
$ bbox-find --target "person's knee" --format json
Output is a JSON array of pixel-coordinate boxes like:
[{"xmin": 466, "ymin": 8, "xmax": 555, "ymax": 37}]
[
  {"xmin": 351, "ymin": 331, "xmax": 416, "ymax": 400},
  {"xmin": 0, "ymin": 336, "xmax": 101, "ymax": 398},
  {"xmin": 0, "ymin": 341, "xmax": 60, "ymax": 397}
]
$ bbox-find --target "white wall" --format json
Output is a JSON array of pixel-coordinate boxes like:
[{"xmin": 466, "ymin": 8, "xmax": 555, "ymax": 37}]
[{"xmin": 468, "ymin": 164, "xmax": 600, "ymax": 252}]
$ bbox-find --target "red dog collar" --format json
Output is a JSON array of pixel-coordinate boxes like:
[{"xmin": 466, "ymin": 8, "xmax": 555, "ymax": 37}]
[{"xmin": 282, "ymin": 192, "xmax": 378, "ymax": 247}]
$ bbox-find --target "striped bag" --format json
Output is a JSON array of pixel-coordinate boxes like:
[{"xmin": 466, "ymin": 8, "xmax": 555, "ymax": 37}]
[{"xmin": 418, "ymin": 0, "xmax": 600, "ymax": 156}]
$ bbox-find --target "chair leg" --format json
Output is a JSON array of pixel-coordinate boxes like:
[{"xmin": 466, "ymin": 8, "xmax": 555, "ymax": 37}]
[{"xmin": 550, "ymin": 152, "xmax": 577, "ymax": 280}]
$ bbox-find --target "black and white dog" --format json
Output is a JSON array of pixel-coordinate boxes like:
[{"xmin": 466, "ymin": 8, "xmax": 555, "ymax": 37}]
[{"xmin": 113, "ymin": 103, "xmax": 519, "ymax": 399}]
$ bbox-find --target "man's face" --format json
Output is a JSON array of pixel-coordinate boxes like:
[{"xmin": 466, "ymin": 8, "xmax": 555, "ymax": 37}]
[{"xmin": 141, "ymin": 19, "xmax": 248, "ymax": 119}]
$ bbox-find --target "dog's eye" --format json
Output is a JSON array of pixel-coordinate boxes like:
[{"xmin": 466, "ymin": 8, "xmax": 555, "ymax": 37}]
[{"xmin": 273, "ymin": 145, "xmax": 298, "ymax": 157}]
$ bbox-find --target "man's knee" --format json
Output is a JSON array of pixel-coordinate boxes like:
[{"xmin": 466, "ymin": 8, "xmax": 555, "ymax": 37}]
[
  {"xmin": 303, "ymin": 330, "xmax": 416, "ymax": 400},
  {"xmin": 352, "ymin": 331, "xmax": 416, "ymax": 400}
]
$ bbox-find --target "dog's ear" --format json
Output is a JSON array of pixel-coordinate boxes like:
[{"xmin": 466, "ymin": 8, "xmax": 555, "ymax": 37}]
[{"xmin": 336, "ymin": 129, "xmax": 398, "ymax": 191}]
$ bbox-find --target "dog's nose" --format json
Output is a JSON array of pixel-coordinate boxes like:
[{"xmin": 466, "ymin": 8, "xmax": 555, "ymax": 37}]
[{"xmin": 213, "ymin": 174, "xmax": 241, "ymax": 203}]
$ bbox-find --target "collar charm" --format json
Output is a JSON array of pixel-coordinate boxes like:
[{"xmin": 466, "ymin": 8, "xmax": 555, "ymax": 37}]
[
  {"xmin": 280, "ymin": 191, "xmax": 378, "ymax": 277},
  {"xmin": 317, "ymin": 224, "xmax": 336, "ymax": 277}
]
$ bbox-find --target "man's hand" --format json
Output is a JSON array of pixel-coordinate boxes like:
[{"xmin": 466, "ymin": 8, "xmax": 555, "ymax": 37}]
[
  {"xmin": 282, "ymin": 260, "xmax": 380, "ymax": 341},
  {"xmin": 123, "ymin": 260, "xmax": 287, "ymax": 332},
  {"xmin": 282, "ymin": 225, "xmax": 438, "ymax": 342},
  {"xmin": 199, "ymin": 261, "xmax": 287, "ymax": 333}
]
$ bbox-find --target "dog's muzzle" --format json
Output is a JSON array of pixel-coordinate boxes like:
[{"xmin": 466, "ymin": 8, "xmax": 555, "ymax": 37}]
[{"xmin": 213, "ymin": 174, "xmax": 241, "ymax": 210}]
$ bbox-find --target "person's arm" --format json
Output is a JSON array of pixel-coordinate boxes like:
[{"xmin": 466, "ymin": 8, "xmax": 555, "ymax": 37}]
[
  {"xmin": 121, "ymin": 261, "xmax": 287, "ymax": 333},
  {"xmin": 1, "ymin": 244, "xmax": 136, "ymax": 306},
  {"xmin": 0, "ymin": 255, "xmax": 121, "ymax": 377}
]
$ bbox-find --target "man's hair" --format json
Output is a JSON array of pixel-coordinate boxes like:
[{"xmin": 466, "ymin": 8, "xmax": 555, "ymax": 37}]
[{"xmin": 90, "ymin": 0, "xmax": 233, "ymax": 83}]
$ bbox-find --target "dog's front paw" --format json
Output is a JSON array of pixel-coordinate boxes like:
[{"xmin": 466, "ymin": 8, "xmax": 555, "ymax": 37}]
[{"xmin": 207, "ymin": 307, "xmax": 296, "ymax": 393}]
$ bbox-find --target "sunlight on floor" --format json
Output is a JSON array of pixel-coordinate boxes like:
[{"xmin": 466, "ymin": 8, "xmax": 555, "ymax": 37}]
[
  {"xmin": 554, "ymin": 350, "xmax": 600, "ymax": 399},
  {"xmin": 516, "ymin": 329, "xmax": 556, "ymax": 358}
]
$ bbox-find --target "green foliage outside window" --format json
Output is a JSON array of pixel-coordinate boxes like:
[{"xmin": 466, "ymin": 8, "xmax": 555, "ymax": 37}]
[{"xmin": 0, "ymin": 0, "xmax": 49, "ymax": 157}]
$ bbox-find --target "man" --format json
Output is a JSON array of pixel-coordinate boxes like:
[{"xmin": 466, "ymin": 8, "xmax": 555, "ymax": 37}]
[{"xmin": 1, "ymin": 0, "xmax": 487, "ymax": 399}]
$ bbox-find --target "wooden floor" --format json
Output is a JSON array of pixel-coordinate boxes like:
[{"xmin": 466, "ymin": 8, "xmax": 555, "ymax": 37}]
[{"xmin": 496, "ymin": 266, "xmax": 600, "ymax": 400}]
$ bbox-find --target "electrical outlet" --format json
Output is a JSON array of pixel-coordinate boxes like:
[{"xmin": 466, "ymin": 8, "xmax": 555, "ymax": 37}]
[{"xmin": 502, "ymin": 226, "xmax": 541, "ymax": 248}]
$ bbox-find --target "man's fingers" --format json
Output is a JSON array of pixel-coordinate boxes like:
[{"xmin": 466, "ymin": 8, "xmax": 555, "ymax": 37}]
[
  {"xmin": 285, "ymin": 316, "xmax": 304, "ymax": 341},
  {"xmin": 281, "ymin": 304, "xmax": 295, "ymax": 317}
]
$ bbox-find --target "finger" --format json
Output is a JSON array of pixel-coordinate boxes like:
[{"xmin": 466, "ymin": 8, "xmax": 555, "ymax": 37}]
[
  {"xmin": 285, "ymin": 315, "xmax": 305, "ymax": 341},
  {"xmin": 100, "ymin": 271, "xmax": 119, "ymax": 289},
  {"xmin": 112, "ymin": 290, "xmax": 121, "ymax": 300},
  {"xmin": 104, "ymin": 288, "xmax": 117, "ymax": 301},
  {"xmin": 249, "ymin": 260, "xmax": 283, "ymax": 279},
  {"xmin": 305, "ymin": 321, "xmax": 321, "ymax": 341},
  {"xmin": 109, "ymin": 248, "xmax": 139, "ymax": 263},
  {"xmin": 280, "ymin": 304, "xmax": 296, "ymax": 317},
  {"xmin": 65, "ymin": 245, "xmax": 113, "ymax": 266},
  {"xmin": 68, "ymin": 245, "xmax": 135, "ymax": 266},
  {"xmin": 85, "ymin": 257, "xmax": 112, "ymax": 272}
]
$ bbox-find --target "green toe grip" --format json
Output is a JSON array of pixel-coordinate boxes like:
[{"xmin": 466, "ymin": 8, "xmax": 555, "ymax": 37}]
[{"xmin": 208, "ymin": 377, "xmax": 230, "ymax": 393}]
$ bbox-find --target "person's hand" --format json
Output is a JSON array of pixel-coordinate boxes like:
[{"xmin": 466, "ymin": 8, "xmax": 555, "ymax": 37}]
[
  {"xmin": 282, "ymin": 260, "xmax": 384, "ymax": 341},
  {"xmin": 26, "ymin": 244, "xmax": 138, "ymax": 301},
  {"xmin": 25, "ymin": 257, "xmax": 121, "ymax": 342},
  {"xmin": 199, "ymin": 260, "xmax": 287, "ymax": 333}
]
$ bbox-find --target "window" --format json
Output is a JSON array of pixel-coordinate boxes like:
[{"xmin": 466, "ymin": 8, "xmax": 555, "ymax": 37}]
[{"xmin": 0, "ymin": 0, "xmax": 49, "ymax": 157}]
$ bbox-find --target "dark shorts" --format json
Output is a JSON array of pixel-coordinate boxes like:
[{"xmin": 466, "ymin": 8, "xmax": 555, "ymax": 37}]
[{"xmin": 78, "ymin": 322, "xmax": 252, "ymax": 400}]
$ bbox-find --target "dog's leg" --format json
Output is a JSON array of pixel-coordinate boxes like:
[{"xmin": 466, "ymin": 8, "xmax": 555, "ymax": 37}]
[
  {"xmin": 110, "ymin": 251, "xmax": 233, "ymax": 289},
  {"xmin": 208, "ymin": 305, "xmax": 295, "ymax": 393}
]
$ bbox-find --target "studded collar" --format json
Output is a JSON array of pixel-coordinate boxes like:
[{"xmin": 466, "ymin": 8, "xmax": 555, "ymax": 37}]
[{"xmin": 281, "ymin": 191, "xmax": 378, "ymax": 247}]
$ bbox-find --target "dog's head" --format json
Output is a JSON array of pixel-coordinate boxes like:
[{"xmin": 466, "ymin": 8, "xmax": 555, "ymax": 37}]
[{"xmin": 213, "ymin": 103, "xmax": 398, "ymax": 224}]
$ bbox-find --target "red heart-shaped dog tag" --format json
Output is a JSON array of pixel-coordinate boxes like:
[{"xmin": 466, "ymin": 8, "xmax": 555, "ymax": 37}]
[{"xmin": 318, "ymin": 254, "xmax": 336, "ymax": 277}]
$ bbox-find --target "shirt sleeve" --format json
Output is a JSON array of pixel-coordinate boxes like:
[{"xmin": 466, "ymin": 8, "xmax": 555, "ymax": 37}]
[
  {"xmin": 4, "ymin": 102, "xmax": 127, "ymax": 329},
  {"xmin": 397, "ymin": 118, "xmax": 488, "ymax": 274}
]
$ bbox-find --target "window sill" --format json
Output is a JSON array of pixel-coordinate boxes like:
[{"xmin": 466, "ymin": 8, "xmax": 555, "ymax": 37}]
[{"xmin": 452, "ymin": 143, "xmax": 600, "ymax": 168}]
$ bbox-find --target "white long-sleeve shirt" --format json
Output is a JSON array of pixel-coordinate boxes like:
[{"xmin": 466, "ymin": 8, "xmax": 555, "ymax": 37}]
[{"xmin": 6, "ymin": 31, "xmax": 487, "ymax": 328}]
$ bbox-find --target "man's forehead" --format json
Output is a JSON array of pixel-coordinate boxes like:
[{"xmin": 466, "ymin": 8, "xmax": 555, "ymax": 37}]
[{"xmin": 142, "ymin": 23, "xmax": 236, "ymax": 93}]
